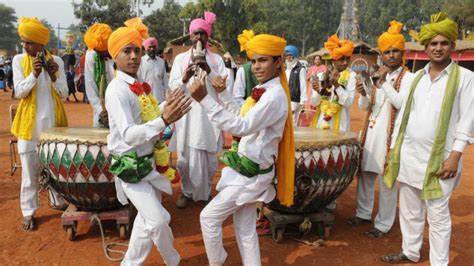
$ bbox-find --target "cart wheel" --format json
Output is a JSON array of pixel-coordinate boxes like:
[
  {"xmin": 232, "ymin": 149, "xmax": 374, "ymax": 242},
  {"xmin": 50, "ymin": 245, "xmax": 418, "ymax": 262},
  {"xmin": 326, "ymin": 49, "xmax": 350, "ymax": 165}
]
[
  {"xmin": 272, "ymin": 228, "xmax": 284, "ymax": 243},
  {"xmin": 66, "ymin": 226, "xmax": 76, "ymax": 241},
  {"xmin": 119, "ymin": 224, "xmax": 128, "ymax": 240}
]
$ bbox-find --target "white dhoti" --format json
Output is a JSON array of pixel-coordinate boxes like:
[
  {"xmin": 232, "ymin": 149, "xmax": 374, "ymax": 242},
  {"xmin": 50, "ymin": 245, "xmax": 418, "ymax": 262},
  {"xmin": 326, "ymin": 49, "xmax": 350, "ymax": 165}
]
[
  {"xmin": 120, "ymin": 179, "xmax": 180, "ymax": 266},
  {"xmin": 399, "ymin": 182, "xmax": 452, "ymax": 265},
  {"xmin": 355, "ymin": 171, "xmax": 397, "ymax": 232},
  {"xmin": 177, "ymin": 146, "xmax": 218, "ymax": 201},
  {"xmin": 19, "ymin": 149, "xmax": 64, "ymax": 217}
]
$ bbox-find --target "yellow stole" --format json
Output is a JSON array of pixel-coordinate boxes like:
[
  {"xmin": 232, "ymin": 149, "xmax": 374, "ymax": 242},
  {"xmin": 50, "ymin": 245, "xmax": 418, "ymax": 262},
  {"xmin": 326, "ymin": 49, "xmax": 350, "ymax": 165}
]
[{"xmin": 11, "ymin": 51, "xmax": 68, "ymax": 140}]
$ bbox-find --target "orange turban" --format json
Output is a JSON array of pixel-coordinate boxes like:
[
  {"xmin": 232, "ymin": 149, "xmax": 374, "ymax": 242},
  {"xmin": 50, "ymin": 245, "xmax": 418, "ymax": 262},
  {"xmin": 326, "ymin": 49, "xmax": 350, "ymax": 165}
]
[
  {"xmin": 378, "ymin": 21, "xmax": 405, "ymax": 52},
  {"xmin": 324, "ymin": 34, "xmax": 354, "ymax": 60},
  {"xmin": 108, "ymin": 18, "xmax": 149, "ymax": 59},
  {"xmin": 17, "ymin": 17, "xmax": 50, "ymax": 46},
  {"xmin": 84, "ymin": 23, "xmax": 112, "ymax": 52},
  {"xmin": 237, "ymin": 29, "xmax": 295, "ymax": 207}
]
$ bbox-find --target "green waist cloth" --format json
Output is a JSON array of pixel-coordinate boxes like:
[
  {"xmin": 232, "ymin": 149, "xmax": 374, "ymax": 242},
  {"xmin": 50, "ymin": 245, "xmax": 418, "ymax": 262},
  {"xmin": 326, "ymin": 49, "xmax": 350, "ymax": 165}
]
[
  {"xmin": 109, "ymin": 151, "xmax": 153, "ymax": 183},
  {"xmin": 221, "ymin": 149, "xmax": 273, "ymax": 178}
]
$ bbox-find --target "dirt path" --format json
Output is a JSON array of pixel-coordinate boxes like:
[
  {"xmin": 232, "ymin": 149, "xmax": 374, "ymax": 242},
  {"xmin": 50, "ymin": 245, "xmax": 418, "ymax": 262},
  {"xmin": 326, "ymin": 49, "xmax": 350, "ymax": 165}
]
[{"xmin": 0, "ymin": 91, "xmax": 472, "ymax": 265}]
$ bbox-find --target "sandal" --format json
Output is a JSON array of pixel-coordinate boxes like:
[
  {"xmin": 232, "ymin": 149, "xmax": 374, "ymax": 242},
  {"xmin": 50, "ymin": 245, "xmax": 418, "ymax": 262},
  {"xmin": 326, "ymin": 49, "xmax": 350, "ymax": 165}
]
[
  {"xmin": 21, "ymin": 216, "xmax": 35, "ymax": 232},
  {"xmin": 381, "ymin": 252, "xmax": 414, "ymax": 264},
  {"xmin": 366, "ymin": 228, "xmax": 386, "ymax": 238},
  {"xmin": 347, "ymin": 216, "xmax": 372, "ymax": 226}
]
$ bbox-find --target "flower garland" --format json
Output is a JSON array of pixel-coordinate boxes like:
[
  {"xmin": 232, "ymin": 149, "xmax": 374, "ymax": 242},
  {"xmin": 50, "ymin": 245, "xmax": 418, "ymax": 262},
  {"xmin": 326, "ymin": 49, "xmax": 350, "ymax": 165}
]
[
  {"xmin": 129, "ymin": 81, "xmax": 180, "ymax": 184},
  {"xmin": 317, "ymin": 69, "xmax": 350, "ymax": 129}
]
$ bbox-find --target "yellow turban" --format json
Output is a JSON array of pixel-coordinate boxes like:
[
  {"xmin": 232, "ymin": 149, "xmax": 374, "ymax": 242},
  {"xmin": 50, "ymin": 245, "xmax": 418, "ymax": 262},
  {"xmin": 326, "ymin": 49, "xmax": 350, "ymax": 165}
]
[
  {"xmin": 324, "ymin": 34, "xmax": 354, "ymax": 60},
  {"xmin": 378, "ymin": 20, "xmax": 406, "ymax": 52},
  {"xmin": 17, "ymin": 17, "xmax": 50, "ymax": 46},
  {"xmin": 237, "ymin": 29, "xmax": 295, "ymax": 207},
  {"xmin": 84, "ymin": 23, "xmax": 112, "ymax": 52},
  {"xmin": 419, "ymin": 12, "xmax": 458, "ymax": 45},
  {"xmin": 108, "ymin": 18, "xmax": 149, "ymax": 59}
]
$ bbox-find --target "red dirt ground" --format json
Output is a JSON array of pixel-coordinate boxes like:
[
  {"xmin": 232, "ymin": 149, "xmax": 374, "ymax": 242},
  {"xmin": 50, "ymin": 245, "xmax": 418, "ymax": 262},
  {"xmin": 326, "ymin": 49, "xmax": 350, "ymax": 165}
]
[{"xmin": 0, "ymin": 90, "xmax": 472, "ymax": 265}]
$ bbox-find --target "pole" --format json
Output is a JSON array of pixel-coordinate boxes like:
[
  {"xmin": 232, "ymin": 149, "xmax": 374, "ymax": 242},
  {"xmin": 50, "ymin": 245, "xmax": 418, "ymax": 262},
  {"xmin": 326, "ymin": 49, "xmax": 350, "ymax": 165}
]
[{"xmin": 57, "ymin": 23, "xmax": 60, "ymax": 49}]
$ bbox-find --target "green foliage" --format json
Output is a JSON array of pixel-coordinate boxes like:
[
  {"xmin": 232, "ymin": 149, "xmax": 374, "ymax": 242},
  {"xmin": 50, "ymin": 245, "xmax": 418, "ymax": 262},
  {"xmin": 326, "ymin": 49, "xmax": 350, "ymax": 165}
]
[
  {"xmin": 144, "ymin": 0, "xmax": 182, "ymax": 49},
  {"xmin": 0, "ymin": 3, "xmax": 18, "ymax": 51},
  {"xmin": 443, "ymin": 0, "xmax": 474, "ymax": 35},
  {"xmin": 72, "ymin": 0, "xmax": 136, "ymax": 30},
  {"xmin": 40, "ymin": 19, "xmax": 60, "ymax": 50}
]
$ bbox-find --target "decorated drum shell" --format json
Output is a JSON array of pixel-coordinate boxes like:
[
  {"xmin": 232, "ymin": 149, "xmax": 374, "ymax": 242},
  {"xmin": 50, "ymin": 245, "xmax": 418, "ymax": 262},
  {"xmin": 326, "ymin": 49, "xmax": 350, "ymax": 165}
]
[
  {"xmin": 270, "ymin": 127, "xmax": 360, "ymax": 214},
  {"xmin": 38, "ymin": 127, "xmax": 121, "ymax": 212}
]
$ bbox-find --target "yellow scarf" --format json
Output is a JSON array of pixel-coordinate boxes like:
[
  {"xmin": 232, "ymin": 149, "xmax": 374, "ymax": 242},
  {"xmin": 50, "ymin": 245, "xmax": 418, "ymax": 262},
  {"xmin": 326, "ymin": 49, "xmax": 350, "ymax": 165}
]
[{"xmin": 11, "ymin": 52, "xmax": 68, "ymax": 140}]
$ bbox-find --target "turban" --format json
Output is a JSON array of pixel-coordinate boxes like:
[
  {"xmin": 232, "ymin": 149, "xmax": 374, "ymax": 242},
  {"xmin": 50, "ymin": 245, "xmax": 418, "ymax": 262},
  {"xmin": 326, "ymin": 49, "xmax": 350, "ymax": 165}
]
[
  {"xmin": 285, "ymin": 45, "xmax": 299, "ymax": 57},
  {"xmin": 324, "ymin": 34, "xmax": 354, "ymax": 60},
  {"xmin": 419, "ymin": 12, "xmax": 458, "ymax": 45},
  {"xmin": 378, "ymin": 20, "xmax": 406, "ymax": 52},
  {"xmin": 84, "ymin": 23, "xmax": 112, "ymax": 52},
  {"xmin": 237, "ymin": 29, "xmax": 295, "ymax": 207},
  {"xmin": 108, "ymin": 18, "xmax": 148, "ymax": 59},
  {"xmin": 17, "ymin": 17, "xmax": 50, "ymax": 46},
  {"xmin": 189, "ymin": 11, "xmax": 216, "ymax": 36},
  {"xmin": 143, "ymin": 37, "xmax": 158, "ymax": 50}
]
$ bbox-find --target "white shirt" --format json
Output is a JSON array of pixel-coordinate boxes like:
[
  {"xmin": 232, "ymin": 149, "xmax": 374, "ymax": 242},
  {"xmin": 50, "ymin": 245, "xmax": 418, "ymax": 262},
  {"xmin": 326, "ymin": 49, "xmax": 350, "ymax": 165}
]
[
  {"xmin": 105, "ymin": 70, "xmax": 171, "ymax": 204},
  {"xmin": 84, "ymin": 49, "xmax": 115, "ymax": 127},
  {"xmin": 232, "ymin": 66, "xmax": 248, "ymax": 106},
  {"xmin": 395, "ymin": 62, "xmax": 473, "ymax": 191},
  {"xmin": 285, "ymin": 61, "xmax": 308, "ymax": 107},
  {"xmin": 168, "ymin": 48, "xmax": 229, "ymax": 153},
  {"xmin": 358, "ymin": 67, "xmax": 414, "ymax": 174},
  {"xmin": 138, "ymin": 54, "xmax": 168, "ymax": 103},
  {"xmin": 310, "ymin": 69, "xmax": 356, "ymax": 132},
  {"xmin": 12, "ymin": 53, "xmax": 68, "ymax": 153},
  {"xmin": 200, "ymin": 77, "xmax": 288, "ymax": 204}
]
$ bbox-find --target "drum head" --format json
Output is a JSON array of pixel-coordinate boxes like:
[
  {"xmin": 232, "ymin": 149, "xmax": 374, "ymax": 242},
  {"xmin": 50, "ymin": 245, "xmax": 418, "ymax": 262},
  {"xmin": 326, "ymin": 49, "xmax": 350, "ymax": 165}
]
[
  {"xmin": 39, "ymin": 127, "xmax": 109, "ymax": 144},
  {"xmin": 294, "ymin": 127, "xmax": 358, "ymax": 149}
]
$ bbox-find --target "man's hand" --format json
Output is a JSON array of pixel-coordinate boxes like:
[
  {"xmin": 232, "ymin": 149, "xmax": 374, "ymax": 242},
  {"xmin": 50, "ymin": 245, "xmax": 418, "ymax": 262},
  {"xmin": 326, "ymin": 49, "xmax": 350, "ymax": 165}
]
[
  {"xmin": 182, "ymin": 64, "xmax": 195, "ymax": 84},
  {"xmin": 195, "ymin": 59, "xmax": 211, "ymax": 74},
  {"xmin": 356, "ymin": 80, "xmax": 366, "ymax": 96},
  {"xmin": 32, "ymin": 57, "xmax": 43, "ymax": 78},
  {"xmin": 311, "ymin": 76, "xmax": 320, "ymax": 92},
  {"xmin": 329, "ymin": 69, "xmax": 340, "ymax": 87},
  {"xmin": 439, "ymin": 151, "xmax": 462, "ymax": 180},
  {"xmin": 189, "ymin": 72, "xmax": 208, "ymax": 102},
  {"xmin": 211, "ymin": 74, "xmax": 227, "ymax": 93},
  {"xmin": 161, "ymin": 88, "xmax": 192, "ymax": 125},
  {"xmin": 47, "ymin": 59, "xmax": 59, "ymax": 82},
  {"xmin": 375, "ymin": 66, "xmax": 390, "ymax": 88}
]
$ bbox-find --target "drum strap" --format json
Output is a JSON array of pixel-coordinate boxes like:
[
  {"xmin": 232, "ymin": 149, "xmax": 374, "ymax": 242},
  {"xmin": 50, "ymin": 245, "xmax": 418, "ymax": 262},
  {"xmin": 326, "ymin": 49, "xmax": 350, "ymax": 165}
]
[
  {"xmin": 109, "ymin": 152, "xmax": 154, "ymax": 183},
  {"xmin": 221, "ymin": 150, "xmax": 273, "ymax": 178}
]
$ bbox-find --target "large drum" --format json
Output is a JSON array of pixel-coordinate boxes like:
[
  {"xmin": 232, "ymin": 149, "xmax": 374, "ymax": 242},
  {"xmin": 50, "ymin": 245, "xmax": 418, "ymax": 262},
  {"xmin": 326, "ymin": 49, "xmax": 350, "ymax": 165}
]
[
  {"xmin": 38, "ymin": 127, "xmax": 121, "ymax": 212},
  {"xmin": 270, "ymin": 127, "xmax": 360, "ymax": 214}
]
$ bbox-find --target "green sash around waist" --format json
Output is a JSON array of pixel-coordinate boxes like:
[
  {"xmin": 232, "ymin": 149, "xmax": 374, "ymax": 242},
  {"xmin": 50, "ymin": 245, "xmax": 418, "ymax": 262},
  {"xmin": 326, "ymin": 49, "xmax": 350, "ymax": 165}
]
[
  {"xmin": 109, "ymin": 151, "xmax": 153, "ymax": 183},
  {"xmin": 221, "ymin": 149, "xmax": 273, "ymax": 178}
]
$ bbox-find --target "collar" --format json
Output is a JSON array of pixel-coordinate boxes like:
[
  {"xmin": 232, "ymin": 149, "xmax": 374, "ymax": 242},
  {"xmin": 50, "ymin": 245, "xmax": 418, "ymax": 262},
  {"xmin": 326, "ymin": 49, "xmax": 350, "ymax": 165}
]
[
  {"xmin": 424, "ymin": 60, "xmax": 454, "ymax": 76},
  {"xmin": 116, "ymin": 70, "xmax": 137, "ymax": 85},
  {"xmin": 388, "ymin": 66, "xmax": 403, "ymax": 78},
  {"xmin": 258, "ymin": 76, "xmax": 281, "ymax": 89}
]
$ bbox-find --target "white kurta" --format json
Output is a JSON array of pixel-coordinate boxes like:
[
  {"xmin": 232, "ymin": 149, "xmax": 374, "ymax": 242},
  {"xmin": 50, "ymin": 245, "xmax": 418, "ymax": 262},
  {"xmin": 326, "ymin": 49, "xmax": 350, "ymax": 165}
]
[
  {"xmin": 310, "ymin": 69, "xmax": 356, "ymax": 132},
  {"xmin": 84, "ymin": 50, "xmax": 115, "ymax": 127},
  {"xmin": 105, "ymin": 70, "xmax": 179, "ymax": 265},
  {"xmin": 138, "ymin": 54, "xmax": 168, "ymax": 103},
  {"xmin": 199, "ymin": 76, "xmax": 288, "ymax": 266},
  {"xmin": 232, "ymin": 66, "xmax": 248, "ymax": 106},
  {"xmin": 12, "ymin": 53, "xmax": 68, "ymax": 217},
  {"xmin": 393, "ymin": 62, "xmax": 473, "ymax": 265},
  {"xmin": 286, "ymin": 62, "xmax": 308, "ymax": 121},
  {"xmin": 168, "ymin": 48, "xmax": 229, "ymax": 201}
]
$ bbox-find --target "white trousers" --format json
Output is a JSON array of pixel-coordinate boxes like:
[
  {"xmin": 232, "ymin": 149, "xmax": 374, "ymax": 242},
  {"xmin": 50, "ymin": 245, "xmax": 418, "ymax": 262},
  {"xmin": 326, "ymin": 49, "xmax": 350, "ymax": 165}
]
[
  {"xmin": 399, "ymin": 182, "xmax": 452, "ymax": 265},
  {"xmin": 19, "ymin": 151, "xmax": 64, "ymax": 217},
  {"xmin": 355, "ymin": 171, "xmax": 397, "ymax": 232},
  {"xmin": 177, "ymin": 146, "xmax": 218, "ymax": 201},
  {"xmin": 200, "ymin": 186, "xmax": 261, "ymax": 266},
  {"xmin": 120, "ymin": 180, "xmax": 180, "ymax": 266}
]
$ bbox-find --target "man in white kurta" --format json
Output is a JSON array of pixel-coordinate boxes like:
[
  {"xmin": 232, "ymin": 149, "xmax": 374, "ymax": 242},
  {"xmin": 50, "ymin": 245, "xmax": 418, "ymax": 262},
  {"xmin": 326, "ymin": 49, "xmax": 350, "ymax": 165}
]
[
  {"xmin": 84, "ymin": 23, "xmax": 114, "ymax": 128},
  {"xmin": 168, "ymin": 11, "xmax": 230, "ymax": 208},
  {"xmin": 285, "ymin": 45, "xmax": 307, "ymax": 123},
  {"xmin": 351, "ymin": 21, "xmax": 415, "ymax": 238},
  {"xmin": 13, "ymin": 17, "xmax": 68, "ymax": 231},
  {"xmin": 138, "ymin": 37, "xmax": 168, "ymax": 103},
  {"xmin": 381, "ymin": 13, "xmax": 473, "ymax": 265},
  {"xmin": 189, "ymin": 31, "xmax": 293, "ymax": 265}
]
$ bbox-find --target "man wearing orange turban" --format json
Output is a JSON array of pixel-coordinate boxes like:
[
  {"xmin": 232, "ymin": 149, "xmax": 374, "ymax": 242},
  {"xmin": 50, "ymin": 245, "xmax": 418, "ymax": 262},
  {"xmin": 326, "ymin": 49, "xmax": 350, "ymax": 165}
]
[
  {"xmin": 188, "ymin": 29, "xmax": 294, "ymax": 266},
  {"xmin": 13, "ymin": 17, "xmax": 69, "ymax": 231},
  {"xmin": 169, "ymin": 11, "xmax": 231, "ymax": 210},
  {"xmin": 84, "ymin": 23, "xmax": 114, "ymax": 127},
  {"xmin": 105, "ymin": 18, "xmax": 192, "ymax": 265},
  {"xmin": 350, "ymin": 21, "xmax": 415, "ymax": 240}
]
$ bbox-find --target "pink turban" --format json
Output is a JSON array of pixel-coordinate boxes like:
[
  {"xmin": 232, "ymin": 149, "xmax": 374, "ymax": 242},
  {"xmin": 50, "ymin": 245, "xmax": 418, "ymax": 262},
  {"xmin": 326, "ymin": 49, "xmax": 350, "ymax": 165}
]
[
  {"xmin": 143, "ymin": 37, "xmax": 158, "ymax": 49},
  {"xmin": 189, "ymin": 11, "xmax": 216, "ymax": 36}
]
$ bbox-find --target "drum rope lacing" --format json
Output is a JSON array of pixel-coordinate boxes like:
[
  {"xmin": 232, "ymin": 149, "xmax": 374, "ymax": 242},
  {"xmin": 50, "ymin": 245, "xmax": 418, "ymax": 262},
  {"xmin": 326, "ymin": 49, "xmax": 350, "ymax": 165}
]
[{"xmin": 91, "ymin": 214, "xmax": 128, "ymax": 262}]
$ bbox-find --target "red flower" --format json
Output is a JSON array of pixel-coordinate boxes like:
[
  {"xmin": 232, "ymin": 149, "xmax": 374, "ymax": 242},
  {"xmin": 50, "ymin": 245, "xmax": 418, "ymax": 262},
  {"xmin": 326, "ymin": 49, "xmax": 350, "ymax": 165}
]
[
  {"xmin": 129, "ymin": 81, "xmax": 151, "ymax": 95},
  {"xmin": 251, "ymin": 87, "xmax": 266, "ymax": 102}
]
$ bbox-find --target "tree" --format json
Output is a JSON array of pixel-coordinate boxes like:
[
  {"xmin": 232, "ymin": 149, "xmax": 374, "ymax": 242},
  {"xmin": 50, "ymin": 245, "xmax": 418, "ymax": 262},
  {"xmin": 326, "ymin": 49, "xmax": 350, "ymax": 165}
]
[
  {"xmin": 41, "ymin": 19, "xmax": 60, "ymax": 50},
  {"xmin": 72, "ymin": 0, "xmax": 137, "ymax": 30},
  {"xmin": 144, "ymin": 0, "xmax": 182, "ymax": 49},
  {"xmin": 443, "ymin": 0, "xmax": 474, "ymax": 38},
  {"xmin": 0, "ymin": 3, "xmax": 18, "ymax": 51}
]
